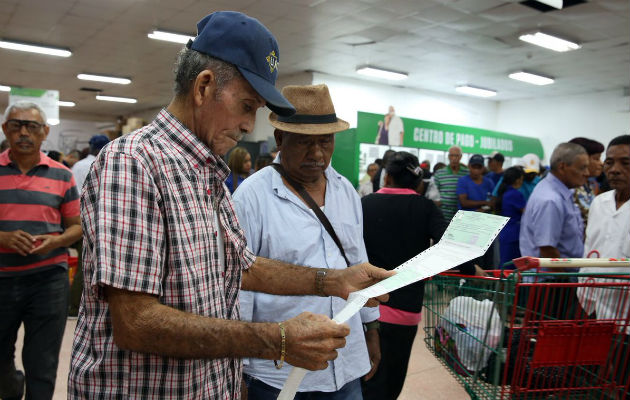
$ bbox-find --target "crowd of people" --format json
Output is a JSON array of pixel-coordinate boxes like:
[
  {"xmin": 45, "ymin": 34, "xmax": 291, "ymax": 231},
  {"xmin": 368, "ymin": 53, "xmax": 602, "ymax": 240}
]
[{"xmin": 0, "ymin": 10, "xmax": 628, "ymax": 400}]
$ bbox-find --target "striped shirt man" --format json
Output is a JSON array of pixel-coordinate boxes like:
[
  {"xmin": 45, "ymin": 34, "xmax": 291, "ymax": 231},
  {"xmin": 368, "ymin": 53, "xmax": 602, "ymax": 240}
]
[
  {"xmin": 433, "ymin": 164, "xmax": 469, "ymax": 221},
  {"xmin": 0, "ymin": 150, "xmax": 79, "ymax": 275}
]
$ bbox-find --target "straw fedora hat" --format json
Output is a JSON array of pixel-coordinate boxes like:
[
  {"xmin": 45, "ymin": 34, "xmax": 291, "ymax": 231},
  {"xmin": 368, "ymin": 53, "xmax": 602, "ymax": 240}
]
[{"xmin": 268, "ymin": 84, "xmax": 350, "ymax": 135}]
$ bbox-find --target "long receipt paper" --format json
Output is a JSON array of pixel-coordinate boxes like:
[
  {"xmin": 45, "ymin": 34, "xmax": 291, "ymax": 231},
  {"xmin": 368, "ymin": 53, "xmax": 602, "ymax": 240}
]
[{"xmin": 277, "ymin": 211, "xmax": 509, "ymax": 399}]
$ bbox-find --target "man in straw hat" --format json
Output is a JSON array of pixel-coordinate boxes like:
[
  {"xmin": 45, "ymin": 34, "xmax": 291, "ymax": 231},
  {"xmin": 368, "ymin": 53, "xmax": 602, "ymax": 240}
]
[
  {"xmin": 234, "ymin": 84, "xmax": 381, "ymax": 399},
  {"xmin": 69, "ymin": 12, "xmax": 391, "ymax": 399}
]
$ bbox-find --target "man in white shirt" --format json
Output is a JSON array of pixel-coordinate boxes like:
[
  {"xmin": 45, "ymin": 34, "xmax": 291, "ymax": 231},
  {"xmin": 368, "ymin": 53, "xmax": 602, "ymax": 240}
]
[
  {"xmin": 71, "ymin": 134, "xmax": 109, "ymax": 191},
  {"xmin": 577, "ymin": 135, "xmax": 630, "ymax": 391}
]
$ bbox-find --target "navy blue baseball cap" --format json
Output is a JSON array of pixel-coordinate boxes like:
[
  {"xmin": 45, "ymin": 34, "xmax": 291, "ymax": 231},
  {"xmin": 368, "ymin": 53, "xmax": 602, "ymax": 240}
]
[
  {"xmin": 89, "ymin": 134, "xmax": 109, "ymax": 151},
  {"xmin": 188, "ymin": 11, "xmax": 295, "ymax": 117},
  {"xmin": 469, "ymin": 154, "xmax": 485, "ymax": 166}
]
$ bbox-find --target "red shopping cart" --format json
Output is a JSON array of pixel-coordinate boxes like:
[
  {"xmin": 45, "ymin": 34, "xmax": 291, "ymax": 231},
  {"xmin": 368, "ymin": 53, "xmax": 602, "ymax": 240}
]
[{"xmin": 424, "ymin": 257, "xmax": 630, "ymax": 399}]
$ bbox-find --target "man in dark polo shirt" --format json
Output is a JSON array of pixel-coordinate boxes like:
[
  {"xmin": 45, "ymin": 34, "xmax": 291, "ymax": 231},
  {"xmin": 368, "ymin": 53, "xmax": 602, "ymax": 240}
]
[{"xmin": 0, "ymin": 101, "xmax": 82, "ymax": 400}]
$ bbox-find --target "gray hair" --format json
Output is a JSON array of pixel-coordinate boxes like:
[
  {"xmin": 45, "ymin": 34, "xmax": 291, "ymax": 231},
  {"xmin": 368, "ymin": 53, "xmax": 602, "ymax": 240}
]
[
  {"xmin": 3, "ymin": 101, "xmax": 48, "ymax": 124},
  {"xmin": 173, "ymin": 47, "xmax": 241, "ymax": 97},
  {"xmin": 550, "ymin": 142, "xmax": 587, "ymax": 170}
]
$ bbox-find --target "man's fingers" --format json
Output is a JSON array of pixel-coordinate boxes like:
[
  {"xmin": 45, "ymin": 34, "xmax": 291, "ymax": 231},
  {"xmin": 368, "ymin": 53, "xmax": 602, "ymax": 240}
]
[
  {"xmin": 369, "ymin": 267, "xmax": 396, "ymax": 280},
  {"xmin": 364, "ymin": 293, "xmax": 389, "ymax": 307}
]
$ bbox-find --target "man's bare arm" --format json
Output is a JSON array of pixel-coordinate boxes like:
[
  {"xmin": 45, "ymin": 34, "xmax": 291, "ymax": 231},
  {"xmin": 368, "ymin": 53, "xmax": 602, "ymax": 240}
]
[
  {"xmin": 241, "ymin": 257, "xmax": 394, "ymax": 306},
  {"xmin": 105, "ymin": 286, "xmax": 349, "ymax": 371}
]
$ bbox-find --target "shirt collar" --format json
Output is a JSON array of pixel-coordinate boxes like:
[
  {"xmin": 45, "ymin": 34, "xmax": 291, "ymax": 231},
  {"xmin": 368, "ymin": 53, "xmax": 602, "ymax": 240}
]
[
  {"xmin": 547, "ymin": 172, "xmax": 572, "ymax": 199},
  {"xmin": 446, "ymin": 164, "xmax": 468, "ymax": 174},
  {"xmin": 0, "ymin": 149, "xmax": 52, "ymax": 168},
  {"xmin": 376, "ymin": 187, "xmax": 418, "ymax": 195},
  {"xmin": 155, "ymin": 108, "xmax": 229, "ymax": 180}
]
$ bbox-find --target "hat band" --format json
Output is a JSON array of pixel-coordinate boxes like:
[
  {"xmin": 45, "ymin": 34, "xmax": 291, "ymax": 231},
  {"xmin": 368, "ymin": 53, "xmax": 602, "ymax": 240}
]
[{"xmin": 277, "ymin": 113, "xmax": 337, "ymax": 124}]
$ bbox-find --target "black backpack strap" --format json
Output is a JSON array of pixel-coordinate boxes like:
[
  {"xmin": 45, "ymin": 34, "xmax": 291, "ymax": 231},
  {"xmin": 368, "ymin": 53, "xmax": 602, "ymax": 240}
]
[{"xmin": 271, "ymin": 163, "xmax": 351, "ymax": 267}]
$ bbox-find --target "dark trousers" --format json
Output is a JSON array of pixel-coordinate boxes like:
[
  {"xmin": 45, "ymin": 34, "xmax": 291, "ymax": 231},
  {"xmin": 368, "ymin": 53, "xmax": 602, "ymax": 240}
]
[
  {"xmin": 244, "ymin": 375, "xmax": 362, "ymax": 400},
  {"xmin": 362, "ymin": 322, "xmax": 418, "ymax": 400},
  {"xmin": 0, "ymin": 268, "xmax": 69, "ymax": 400}
]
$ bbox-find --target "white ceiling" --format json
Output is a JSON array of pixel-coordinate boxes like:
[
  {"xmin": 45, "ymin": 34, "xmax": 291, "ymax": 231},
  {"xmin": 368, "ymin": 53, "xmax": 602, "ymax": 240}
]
[{"xmin": 0, "ymin": 0, "xmax": 628, "ymax": 119}]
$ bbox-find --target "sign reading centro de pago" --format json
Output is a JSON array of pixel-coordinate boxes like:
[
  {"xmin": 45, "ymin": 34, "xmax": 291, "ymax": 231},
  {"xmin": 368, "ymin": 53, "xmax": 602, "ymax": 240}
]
[
  {"xmin": 9, "ymin": 87, "xmax": 59, "ymax": 125},
  {"xmin": 356, "ymin": 111, "xmax": 543, "ymax": 158}
]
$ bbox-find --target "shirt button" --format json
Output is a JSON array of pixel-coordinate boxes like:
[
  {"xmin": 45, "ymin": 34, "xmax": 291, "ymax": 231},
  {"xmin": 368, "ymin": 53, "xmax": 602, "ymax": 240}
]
[
  {"xmin": 214, "ymin": 231, "xmax": 218, "ymax": 237},
  {"xmin": 194, "ymin": 164, "xmax": 199, "ymax": 169},
  {"xmin": 221, "ymin": 272, "xmax": 225, "ymax": 277},
  {"xmin": 206, "ymin": 157, "xmax": 212, "ymax": 163},
  {"xmin": 207, "ymin": 189, "xmax": 211, "ymax": 195}
]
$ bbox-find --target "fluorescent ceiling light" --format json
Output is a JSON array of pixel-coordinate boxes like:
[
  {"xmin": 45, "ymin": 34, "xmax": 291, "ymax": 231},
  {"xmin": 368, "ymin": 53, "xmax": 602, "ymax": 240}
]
[
  {"xmin": 0, "ymin": 39, "xmax": 71, "ymax": 57},
  {"xmin": 509, "ymin": 71, "xmax": 555, "ymax": 86},
  {"xmin": 519, "ymin": 32, "xmax": 580, "ymax": 52},
  {"xmin": 96, "ymin": 95, "xmax": 137, "ymax": 104},
  {"xmin": 78, "ymin": 74, "xmax": 131, "ymax": 85},
  {"xmin": 356, "ymin": 66, "xmax": 408, "ymax": 81},
  {"xmin": 0, "ymin": 85, "xmax": 10, "ymax": 92},
  {"xmin": 148, "ymin": 30, "xmax": 194, "ymax": 44},
  {"xmin": 47, "ymin": 118, "xmax": 60, "ymax": 125},
  {"xmin": 58, "ymin": 100, "xmax": 76, "ymax": 107},
  {"xmin": 455, "ymin": 85, "xmax": 497, "ymax": 98}
]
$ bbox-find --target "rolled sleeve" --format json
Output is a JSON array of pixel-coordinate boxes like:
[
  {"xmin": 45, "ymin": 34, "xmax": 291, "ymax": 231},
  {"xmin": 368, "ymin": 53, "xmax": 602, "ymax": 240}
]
[{"xmin": 88, "ymin": 151, "xmax": 165, "ymax": 300}]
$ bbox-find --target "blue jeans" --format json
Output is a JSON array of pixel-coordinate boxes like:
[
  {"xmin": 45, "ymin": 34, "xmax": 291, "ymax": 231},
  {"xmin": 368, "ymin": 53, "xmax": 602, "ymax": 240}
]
[
  {"xmin": 244, "ymin": 374, "xmax": 363, "ymax": 400},
  {"xmin": 0, "ymin": 268, "xmax": 68, "ymax": 400}
]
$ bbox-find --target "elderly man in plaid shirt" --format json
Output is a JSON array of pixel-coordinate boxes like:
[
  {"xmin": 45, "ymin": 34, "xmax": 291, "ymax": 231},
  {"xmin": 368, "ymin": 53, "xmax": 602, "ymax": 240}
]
[{"xmin": 68, "ymin": 11, "xmax": 392, "ymax": 400}]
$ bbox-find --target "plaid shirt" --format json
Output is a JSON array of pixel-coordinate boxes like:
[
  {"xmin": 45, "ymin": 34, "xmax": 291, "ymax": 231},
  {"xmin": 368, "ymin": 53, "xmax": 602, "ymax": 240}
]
[{"xmin": 68, "ymin": 109, "xmax": 255, "ymax": 399}]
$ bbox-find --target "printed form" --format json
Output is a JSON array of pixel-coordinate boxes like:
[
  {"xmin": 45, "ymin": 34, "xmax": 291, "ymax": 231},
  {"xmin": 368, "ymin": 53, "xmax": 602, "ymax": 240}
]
[{"xmin": 278, "ymin": 211, "xmax": 509, "ymax": 399}]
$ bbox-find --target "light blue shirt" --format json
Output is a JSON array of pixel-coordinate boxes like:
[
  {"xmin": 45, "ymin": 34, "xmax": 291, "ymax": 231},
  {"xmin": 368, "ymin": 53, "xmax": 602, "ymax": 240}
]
[
  {"xmin": 233, "ymin": 160, "xmax": 378, "ymax": 392},
  {"xmin": 519, "ymin": 172, "xmax": 584, "ymax": 259}
]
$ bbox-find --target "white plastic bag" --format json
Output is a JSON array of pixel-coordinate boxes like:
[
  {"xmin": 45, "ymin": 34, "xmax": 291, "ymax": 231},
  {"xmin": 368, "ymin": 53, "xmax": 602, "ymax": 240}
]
[{"xmin": 439, "ymin": 296, "xmax": 502, "ymax": 371}]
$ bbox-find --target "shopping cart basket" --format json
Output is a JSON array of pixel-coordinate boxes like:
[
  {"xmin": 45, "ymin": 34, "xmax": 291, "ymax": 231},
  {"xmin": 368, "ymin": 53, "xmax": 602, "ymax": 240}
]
[{"xmin": 423, "ymin": 257, "xmax": 630, "ymax": 400}]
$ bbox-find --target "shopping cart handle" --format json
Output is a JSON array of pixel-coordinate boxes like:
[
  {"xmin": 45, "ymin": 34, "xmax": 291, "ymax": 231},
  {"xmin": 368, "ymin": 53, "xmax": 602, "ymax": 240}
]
[
  {"xmin": 513, "ymin": 256, "xmax": 540, "ymax": 271},
  {"xmin": 513, "ymin": 256, "xmax": 630, "ymax": 270}
]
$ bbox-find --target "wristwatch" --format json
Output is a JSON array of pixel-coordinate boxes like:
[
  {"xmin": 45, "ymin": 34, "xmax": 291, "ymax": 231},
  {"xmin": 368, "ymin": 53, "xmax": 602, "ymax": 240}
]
[{"xmin": 315, "ymin": 269, "xmax": 327, "ymax": 297}]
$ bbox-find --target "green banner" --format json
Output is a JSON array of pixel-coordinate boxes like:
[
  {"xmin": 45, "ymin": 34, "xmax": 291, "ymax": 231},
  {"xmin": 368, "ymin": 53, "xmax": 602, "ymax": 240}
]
[
  {"xmin": 10, "ymin": 87, "xmax": 48, "ymax": 97},
  {"xmin": 356, "ymin": 111, "xmax": 543, "ymax": 158}
]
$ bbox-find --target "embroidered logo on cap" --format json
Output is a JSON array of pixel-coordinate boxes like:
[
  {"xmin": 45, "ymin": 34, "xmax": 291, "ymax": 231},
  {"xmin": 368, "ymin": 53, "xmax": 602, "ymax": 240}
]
[{"xmin": 266, "ymin": 50, "xmax": 278, "ymax": 74}]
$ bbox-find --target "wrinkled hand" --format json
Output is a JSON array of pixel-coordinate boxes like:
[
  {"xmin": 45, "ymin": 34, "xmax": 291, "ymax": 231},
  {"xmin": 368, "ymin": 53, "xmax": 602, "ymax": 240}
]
[
  {"xmin": 330, "ymin": 263, "xmax": 395, "ymax": 307},
  {"xmin": 0, "ymin": 230, "xmax": 35, "ymax": 256},
  {"xmin": 283, "ymin": 312, "xmax": 350, "ymax": 371},
  {"xmin": 30, "ymin": 234, "xmax": 60, "ymax": 255},
  {"xmin": 363, "ymin": 329, "xmax": 381, "ymax": 381}
]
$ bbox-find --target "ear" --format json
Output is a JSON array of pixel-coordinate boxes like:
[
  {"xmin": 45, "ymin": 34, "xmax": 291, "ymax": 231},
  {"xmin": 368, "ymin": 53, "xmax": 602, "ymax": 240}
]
[
  {"xmin": 192, "ymin": 69, "xmax": 216, "ymax": 107},
  {"xmin": 273, "ymin": 129, "xmax": 284, "ymax": 150},
  {"xmin": 42, "ymin": 124, "xmax": 50, "ymax": 139}
]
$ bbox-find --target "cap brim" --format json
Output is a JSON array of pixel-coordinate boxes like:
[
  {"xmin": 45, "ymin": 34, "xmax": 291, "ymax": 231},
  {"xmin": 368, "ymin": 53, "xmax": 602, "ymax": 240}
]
[{"xmin": 238, "ymin": 67, "xmax": 296, "ymax": 117}]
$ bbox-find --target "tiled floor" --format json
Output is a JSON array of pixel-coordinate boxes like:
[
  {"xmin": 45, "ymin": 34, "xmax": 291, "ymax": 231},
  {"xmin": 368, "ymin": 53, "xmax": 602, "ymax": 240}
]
[{"xmin": 15, "ymin": 320, "xmax": 468, "ymax": 399}]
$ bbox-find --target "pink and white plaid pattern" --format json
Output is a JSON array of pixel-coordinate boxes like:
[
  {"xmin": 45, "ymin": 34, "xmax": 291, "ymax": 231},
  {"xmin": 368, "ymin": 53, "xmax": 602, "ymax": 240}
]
[{"xmin": 69, "ymin": 109, "xmax": 255, "ymax": 399}]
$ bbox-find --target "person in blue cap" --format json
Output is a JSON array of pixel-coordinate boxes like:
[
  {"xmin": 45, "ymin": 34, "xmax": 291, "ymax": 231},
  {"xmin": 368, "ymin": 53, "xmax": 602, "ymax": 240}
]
[
  {"xmin": 68, "ymin": 11, "xmax": 392, "ymax": 400},
  {"xmin": 71, "ymin": 134, "xmax": 110, "ymax": 191}
]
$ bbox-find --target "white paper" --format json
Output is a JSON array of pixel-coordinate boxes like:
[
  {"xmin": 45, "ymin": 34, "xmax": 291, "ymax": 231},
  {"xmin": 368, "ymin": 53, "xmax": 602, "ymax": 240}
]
[{"xmin": 277, "ymin": 211, "xmax": 508, "ymax": 399}]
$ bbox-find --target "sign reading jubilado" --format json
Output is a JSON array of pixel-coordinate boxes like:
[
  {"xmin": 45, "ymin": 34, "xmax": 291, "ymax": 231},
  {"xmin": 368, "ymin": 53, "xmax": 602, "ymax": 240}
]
[{"xmin": 356, "ymin": 111, "xmax": 543, "ymax": 158}]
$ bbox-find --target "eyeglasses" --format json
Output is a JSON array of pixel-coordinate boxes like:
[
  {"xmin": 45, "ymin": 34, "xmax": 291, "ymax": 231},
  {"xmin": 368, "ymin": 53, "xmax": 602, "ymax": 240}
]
[{"xmin": 4, "ymin": 119, "xmax": 45, "ymax": 134}]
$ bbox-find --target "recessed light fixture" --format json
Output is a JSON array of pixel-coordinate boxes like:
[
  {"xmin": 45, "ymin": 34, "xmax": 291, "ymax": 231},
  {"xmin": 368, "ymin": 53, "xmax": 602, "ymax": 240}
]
[
  {"xmin": 509, "ymin": 71, "xmax": 555, "ymax": 86},
  {"xmin": 0, "ymin": 39, "xmax": 72, "ymax": 57},
  {"xmin": 356, "ymin": 66, "xmax": 408, "ymax": 81},
  {"xmin": 0, "ymin": 84, "xmax": 10, "ymax": 92},
  {"xmin": 148, "ymin": 30, "xmax": 195, "ymax": 44},
  {"xmin": 518, "ymin": 32, "xmax": 580, "ymax": 52},
  {"xmin": 78, "ymin": 74, "xmax": 131, "ymax": 85},
  {"xmin": 47, "ymin": 118, "xmax": 60, "ymax": 125},
  {"xmin": 58, "ymin": 100, "xmax": 76, "ymax": 107},
  {"xmin": 96, "ymin": 95, "xmax": 137, "ymax": 104},
  {"xmin": 455, "ymin": 85, "xmax": 497, "ymax": 98}
]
